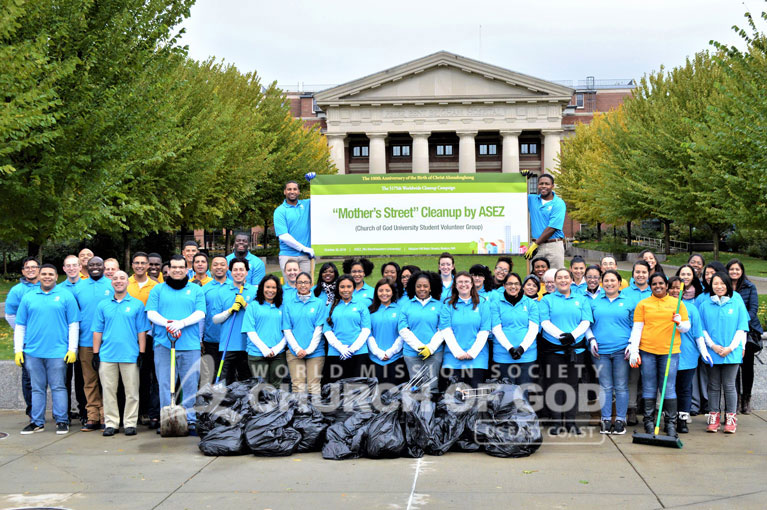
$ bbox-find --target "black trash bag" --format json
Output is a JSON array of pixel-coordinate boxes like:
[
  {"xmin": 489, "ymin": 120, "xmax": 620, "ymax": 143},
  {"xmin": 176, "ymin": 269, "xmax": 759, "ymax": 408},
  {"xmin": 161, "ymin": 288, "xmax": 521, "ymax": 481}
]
[
  {"xmin": 244, "ymin": 404, "xmax": 301, "ymax": 456},
  {"xmin": 292, "ymin": 401, "xmax": 329, "ymax": 453},
  {"xmin": 364, "ymin": 410, "xmax": 405, "ymax": 459},
  {"xmin": 321, "ymin": 411, "xmax": 375, "ymax": 460},
  {"xmin": 427, "ymin": 392, "xmax": 475, "ymax": 455},
  {"xmin": 401, "ymin": 392, "xmax": 431, "ymax": 458},
  {"xmin": 198, "ymin": 423, "xmax": 247, "ymax": 456},
  {"xmin": 474, "ymin": 384, "xmax": 542, "ymax": 458},
  {"xmin": 453, "ymin": 407, "xmax": 481, "ymax": 452},
  {"xmin": 319, "ymin": 378, "xmax": 379, "ymax": 423},
  {"xmin": 196, "ymin": 383, "xmax": 246, "ymax": 439}
]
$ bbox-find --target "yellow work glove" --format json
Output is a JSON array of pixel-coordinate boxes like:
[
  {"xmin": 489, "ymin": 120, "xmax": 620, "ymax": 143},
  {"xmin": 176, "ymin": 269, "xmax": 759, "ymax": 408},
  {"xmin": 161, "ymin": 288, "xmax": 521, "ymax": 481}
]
[
  {"xmin": 64, "ymin": 350, "xmax": 77, "ymax": 364},
  {"xmin": 523, "ymin": 242, "xmax": 539, "ymax": 260},
  {"xmin": 418, "ymin": 346, "xmax": 432, "ymax": 360},
  {"xmin": 14, "ymin": 352, "xmax": 24, "ymax": 367}
]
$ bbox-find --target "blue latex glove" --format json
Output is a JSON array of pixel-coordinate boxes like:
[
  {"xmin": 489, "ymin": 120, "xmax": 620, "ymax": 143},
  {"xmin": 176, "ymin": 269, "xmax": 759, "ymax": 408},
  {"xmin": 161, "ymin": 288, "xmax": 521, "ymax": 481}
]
[{"xmin": 305, "ymin": 172, "xmax": 317, "ymax": 182}]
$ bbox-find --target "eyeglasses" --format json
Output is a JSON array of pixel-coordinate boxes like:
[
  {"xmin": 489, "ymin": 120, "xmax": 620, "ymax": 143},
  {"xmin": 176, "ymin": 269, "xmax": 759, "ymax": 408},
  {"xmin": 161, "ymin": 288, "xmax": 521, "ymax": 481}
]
[
  {"xmin": 296, "ymin": 280, "xmax": 312, "ymax": 286},
  {"xmin": 24, "ymin": 265, "xmax": 40, "ymax": 270}
]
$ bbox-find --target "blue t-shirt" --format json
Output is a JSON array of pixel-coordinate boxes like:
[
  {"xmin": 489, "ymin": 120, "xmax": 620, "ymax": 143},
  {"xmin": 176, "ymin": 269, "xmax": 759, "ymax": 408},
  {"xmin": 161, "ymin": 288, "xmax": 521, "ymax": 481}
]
[
  {"xmin": 439, "ymin": 298, "xmax": 491, "ymax": 369},
  {"xmin": 281, "ymin": 293, "xmax": 327, "ymax": 359},
  {"xmin": 145, "ymin": 282, "xmax": 206, "ymax": 350},
  {"xmin": 92, "ymin": 295, "xmax": 150, "ymax": 363},
  {"xmin": 491, "ymin": 295, "xmax": 539, "ymax": 363},
  {"xmin": 241, "ymin": 301, "xmax": 284, "ymax": 357},
  {"xmin": 697, "ymin": 293, "xmax": 750, "ymax": 365},
  {"xmin": 215, "ymin": 282, "xmax": 259, "ymax": 352},
  {"xmin": 621, "ymin": 283, "xmax": 651, "ymax": 308},
  {"xmin": 202, "ymin": 280, "xmax": 226, "ymax": 343},
  {"xmin": 226, "ymin": 252, "xmax": 266, "ymax": 287},
  {"xmin": 274, "ymin": 199, "xmax": 311, "ymax": 257},
  {"xmin": 5, "ymin": 280, "xmax": 39, "ymax": 316},
  {"xmin": 72, "ymin": 277, "xmax": 114, "ymax": 347},
  {"xmin": 369, "ymin": 302, "xmax": 403, "ymax": 365},
  {"xmin": 16, "ymin": 285, "xmax": 80, "ymax": 358},
  {"xmin": 61, "ymin": 278, "xmax": 80, "ymax": 294},
  {"xmin": 398, "ymin": 296, "xmax": 443, "ymax": 357},
  {"xmin": 539, "ymin": 291, "xmax": 593, "ymax": 354},
  {"xmin": 678, "ymin": 299, "xmax": 703, "ymax": 371},
  {"xmin": 323, "ymin": 297, "xmax": 371, "ymax": 356},
  {"xmin": 353, "ymin": 284, "xmax": 375, "ymax": 308},
  {"xmin": 440, "ymin": 280, "xmax": 453, "ymax": 302},
  {"xmin": 589, "ymin": 294, "xmax": 634, "ymax": 355},
  {"xmin": 282, "ymin": 284, "xmax": 297, "ymax": 302},
  {"xmin": 528, "ymin": 192, "xmax": 566, "ymax": 240},
  {"xmin": 570, "ymin": 280, "xmax": 588, "ymax": 296}
]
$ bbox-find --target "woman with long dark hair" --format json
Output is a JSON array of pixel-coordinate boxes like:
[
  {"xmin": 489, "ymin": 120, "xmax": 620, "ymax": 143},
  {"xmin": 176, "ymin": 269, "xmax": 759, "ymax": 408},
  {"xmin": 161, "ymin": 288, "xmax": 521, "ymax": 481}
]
[
  {"xmin": 400, "ymin": 265, "xmax": 421, "ymax": 293},
  {"xmin": 343, "ymin": 257, "xmax": 375, "ymax": 307},
  {"xmin": 726, "ymin": 259, "xmax": 764, "ymax": 415},
  {"xmin": 469, "ymin": 264, "xmax": 493, "ymax": 299},
  {"xmin": 619, "ymin": 260, "xmax": 651, "ymax": 425},
  {"xmin": 367, "ymin": 279, "xmax": 406, "ymax": 385},
  {"xmin": 313, "ymin": 262, "xmax": 339, "ymax": 307},
  {"xmin": 439, "ymin": 271, "xmax": 491, "ymax": 388},
  {"xmin": 687, "ymin": 253, "xmax": 705, "ymax": 283},
  {"xmin": 698, "ymin": 272, "xmax": 749, "ymax": 433},
  {"xmin": 242, "ymin": 275, "xmax": 287, "ymax": 388},
  {"xmin": 322, "ymin": 274, "xmax": 372, "ymax": 383},
  {"xmin": 380, "ymin": 261, "xmax": 404, "ymax": 298},
  {"xmin": 639, "ymin": 249, "xmax": 665, "ymax": 276},
  {"xmin": 398, "ymin": 271, "xmax": 444, "ymax": 399}
]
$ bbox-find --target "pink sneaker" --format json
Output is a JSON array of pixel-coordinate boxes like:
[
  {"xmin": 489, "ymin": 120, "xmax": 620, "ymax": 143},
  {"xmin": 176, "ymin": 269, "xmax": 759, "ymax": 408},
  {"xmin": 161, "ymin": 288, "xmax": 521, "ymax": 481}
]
[
  {"xmin": 724, "ymin": 413, "xmax": 737, "ymax": 434},
  {"xmin": 706, "ymin": 412, "xmax": 720, "ymax": 433}
]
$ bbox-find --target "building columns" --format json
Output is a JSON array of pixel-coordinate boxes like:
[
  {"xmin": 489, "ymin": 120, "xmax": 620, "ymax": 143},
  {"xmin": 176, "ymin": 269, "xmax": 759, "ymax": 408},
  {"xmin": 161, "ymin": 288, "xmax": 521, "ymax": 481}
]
[
  {"xmin": 542, "ymin": 129, "xmax": 563, "ymax": 174},
  {"xmin": 457, "ymin": 131, "xmax": 477, "ymax": 173},
  {"xmin": 367, "ymin": 132, "xmax": 387, "ymax": 174},
  {"xmin": 410, "ymin": 132, "xmax": 430, "ymax": 173},
  {"xmin": 327, "ymin": 134, "xmax": 346, "ymax": 174},
  {"xmin": 500, "ymin": 130, "xmax": 521, "ymax": 174}
]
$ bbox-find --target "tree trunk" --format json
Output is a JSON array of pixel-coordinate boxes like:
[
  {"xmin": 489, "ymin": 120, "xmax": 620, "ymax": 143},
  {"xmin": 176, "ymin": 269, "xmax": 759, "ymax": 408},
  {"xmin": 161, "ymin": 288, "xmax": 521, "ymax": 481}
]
[
  {"xmin": 224, "ymin": 229, "xmax": 230, "ymax": 254},
  {"xmin": 626, "ymin": 221, "xmax": 632, "ymax": 246},
  {"xmin": 689, "ymin": 224, "xmax": 693, "ymax": 254},
  {"xmin": 712, "ymin": 228, "xmax": 720, "ymax": 261},
  {"xmin": 3, "ymin": 251, "xmax": 6, "ymax": 277},
  {"xmin": 663, "ymin": 220, "xmax": 671, "ymax": 255},
  {"xmin": 122, "ymin": 230, "xmax": 131, "ymax": 270},
  {"xmin": 596, "ymin": 222, "xmax": 602, "ymax": 241}
]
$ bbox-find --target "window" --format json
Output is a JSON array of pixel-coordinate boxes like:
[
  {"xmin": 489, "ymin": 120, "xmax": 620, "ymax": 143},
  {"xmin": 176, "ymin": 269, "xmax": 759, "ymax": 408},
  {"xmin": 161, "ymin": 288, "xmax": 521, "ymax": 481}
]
[
  {"xmin": 352, "ymin": 145, "xmax": 369, "ymax": 157},
  {"xmin": 478, "ymin": 144, "xmax": 497, "ymax": 156},
  {"xmin": 436, "ymin": 144, "xmax": 453, "ymax": 156},
  {"xmin": 392, "ymin": 145, "xmax": 410, "ymax": 157},
  {"xmin": 576, "ymin": 93, "xmax": 584, "ymax": 109},
  {"xmin": 521, "ymin": 143, "xmax": 538, "ymax": 155}
]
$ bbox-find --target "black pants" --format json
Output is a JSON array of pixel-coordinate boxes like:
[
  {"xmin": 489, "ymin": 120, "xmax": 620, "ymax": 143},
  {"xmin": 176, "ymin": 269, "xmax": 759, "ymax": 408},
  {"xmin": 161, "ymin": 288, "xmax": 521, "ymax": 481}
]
[
  {"xmin": 66, "ymin": 358, "xmax": 87, "ymax": 421},
  {"xmin": 323, "ymin": 354, "xmax": 368, "ymax": 384},
  {"xmin": 373, "ymin": 358, "xmax": 408, "ymax": 386},
  {"xmin": 541, "ymin": 351, "xmax": 584, "ymax": 424},
  {"xmin": 138, "ymin": 339, "xmax": 160, "ymax": 420},
  {"xmin": 737, "ymin": 341, "xmax": 759, "ymax": 398},
  {"xmin": 220, "ymin": 351, "xmax": 251, "ymax": 385},
  {"xmin": 440, "ymin": 367, "xmax": 488, "ymax": 389}
]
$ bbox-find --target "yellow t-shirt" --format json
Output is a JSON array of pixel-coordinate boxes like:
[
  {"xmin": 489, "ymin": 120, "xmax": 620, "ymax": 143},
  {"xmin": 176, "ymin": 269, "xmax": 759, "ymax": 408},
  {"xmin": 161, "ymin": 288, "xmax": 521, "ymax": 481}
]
[
  {"xmin": 619, "ymin": 279, "xmax": 629, "ymax": 290},
  {"xmin": 634, "ymin": 295, "xmax": 689, "ymax": 355},
  {"xmin": 127, "ymin": 275, "xmax": 158, "ymax": 305}
]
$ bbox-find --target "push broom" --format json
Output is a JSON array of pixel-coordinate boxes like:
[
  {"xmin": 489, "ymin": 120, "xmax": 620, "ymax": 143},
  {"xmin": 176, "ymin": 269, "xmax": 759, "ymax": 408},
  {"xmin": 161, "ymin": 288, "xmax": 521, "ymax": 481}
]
[{"xmin": 632, "ymin": 282, "xmax": 685, "ymax": 449}]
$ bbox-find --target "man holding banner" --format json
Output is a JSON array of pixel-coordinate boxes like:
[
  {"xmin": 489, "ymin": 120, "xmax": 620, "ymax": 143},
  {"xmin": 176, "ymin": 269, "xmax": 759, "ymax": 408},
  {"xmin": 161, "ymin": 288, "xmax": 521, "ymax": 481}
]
[
  {"xmin": 274, "ymin": 180, "xmax": 314, "ymax": 276},
  {"xmin": 524, "ymin": 173, "xmax": 566, "ymax": 270}
]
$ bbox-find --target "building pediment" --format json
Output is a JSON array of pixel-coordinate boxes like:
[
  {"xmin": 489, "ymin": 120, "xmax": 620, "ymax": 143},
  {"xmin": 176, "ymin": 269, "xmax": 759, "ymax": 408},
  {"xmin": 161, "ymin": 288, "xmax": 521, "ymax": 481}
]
[{"xmin": 315, "ymin": 51, "xmax": 573, "ymax": 107}]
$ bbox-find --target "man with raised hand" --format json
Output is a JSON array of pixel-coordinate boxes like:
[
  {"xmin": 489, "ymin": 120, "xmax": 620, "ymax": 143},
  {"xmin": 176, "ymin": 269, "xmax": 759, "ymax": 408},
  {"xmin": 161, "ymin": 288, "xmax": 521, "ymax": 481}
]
[
  {"xmin": 226, "ymin": 232, "xmax": 265, "ymax": 286},
  {"xmin": 523, "ymin": 173, "xmax": 566, "ymax": 270},
  {"xmin": 274, "ymin": 180, "xmax": 313, "ymax": 276},
  {"xmin": 146, "ymin": 255, "xmax": 206, "ymax": 435},
  {"xmin": 15, "ymin": 264, "xmax": 80, "ymax": 435},
  {"xmin": 4, "ymin": 257, "xmax": 40, "ymax": 418},
  {"xmin": 72, "ymin": 256, "xmax": 114, "ymax": 431},
  {"xmin": 92, "ymin": 271, "xmax": 149, "ymax": 436}
]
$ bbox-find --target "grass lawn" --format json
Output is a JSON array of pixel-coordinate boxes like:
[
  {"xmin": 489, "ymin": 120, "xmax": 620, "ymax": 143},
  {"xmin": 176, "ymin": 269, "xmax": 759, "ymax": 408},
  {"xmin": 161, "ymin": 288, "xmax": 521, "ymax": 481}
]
[
  {"xmin": 664, "ymin": 252, "xmax": 767, "ymax": 278},
  {"xmin": 0, "ymin": 278, "xmax": 16, "ymax": 302}
]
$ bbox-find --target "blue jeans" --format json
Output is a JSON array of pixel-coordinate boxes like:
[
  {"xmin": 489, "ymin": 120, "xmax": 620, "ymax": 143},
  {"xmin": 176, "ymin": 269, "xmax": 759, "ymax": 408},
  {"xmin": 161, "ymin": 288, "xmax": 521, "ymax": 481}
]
[
  {"xmin": 21, "ymin": 363, "xmax": 32, "ymax": 416},
  {"xmin": 640, "ymin": 352, "xmax": 679, "ymax": 400},
  {"xmin": 403, "ymin": 351, "xmax": 444, "ymax": 398},
  {"xmin": 676, "ymin": 368, "xmax": 696, "ymax": 414},
  {"xmin": 25, "ymin": 355, "xmax": 68, "ymax": 426},
  {"xmin": 154, "ymin": 345, "xmax": 200, "ymax": 424},
  {"xmin": 593, "ymin": 352, "xmax": 629, "ymax": 421}
]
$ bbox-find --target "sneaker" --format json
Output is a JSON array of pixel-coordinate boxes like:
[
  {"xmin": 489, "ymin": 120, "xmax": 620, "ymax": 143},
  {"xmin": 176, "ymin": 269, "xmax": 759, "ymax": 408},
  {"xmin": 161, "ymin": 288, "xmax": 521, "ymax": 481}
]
[
  {"xmin": 80, "ymin": 421, "xmax": 100, "ymax": 432},
  {"xmin": 124, "ymin": 427, "xmax": 137, "ymax": 436},
  {"xmin": 706, "ymin": 412, "xmax": 721, "ymax": 433},
  {"xmin": 600, "ymin": 419, "xmax": 613, "ymax": 434},
  {"xmin": 612, "ymin": 420, "xmax": 626, "ymax": 435},
  {"xmin": 56, "ymin": 422, "xmax": 69, "ymax": 435},
  {"xmin": 102, "ymin": 427, "xmax": 116, "ymax": 437},
  {"xmin": 724, "ymin": 413, "xmax": 737, "ymax": 434},
  {"xmin": 21, "ymin": 423, "xmax": 44, "ymax": 435}
]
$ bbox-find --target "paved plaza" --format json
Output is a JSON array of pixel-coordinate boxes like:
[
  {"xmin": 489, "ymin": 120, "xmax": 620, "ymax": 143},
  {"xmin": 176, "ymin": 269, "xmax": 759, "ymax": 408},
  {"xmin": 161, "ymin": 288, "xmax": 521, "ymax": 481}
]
[{"xmin": 0, "ymin": 410, "xmax": 765, "ymax": 510}]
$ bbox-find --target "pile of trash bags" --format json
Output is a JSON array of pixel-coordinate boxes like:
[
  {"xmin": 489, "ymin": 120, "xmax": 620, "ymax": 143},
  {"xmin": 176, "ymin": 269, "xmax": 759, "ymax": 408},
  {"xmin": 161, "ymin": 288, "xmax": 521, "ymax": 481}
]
[{"xmin": 195, "ymin": 377, "xmax": 542, "ymax": 459}]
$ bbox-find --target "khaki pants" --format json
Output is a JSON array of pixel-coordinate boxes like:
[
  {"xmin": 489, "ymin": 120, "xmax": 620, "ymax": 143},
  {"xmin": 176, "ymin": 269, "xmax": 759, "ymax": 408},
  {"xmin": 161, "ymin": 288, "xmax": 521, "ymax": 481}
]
[
  {"xmin": 536, "ymin": 240, "xmax": 565, "ymax": 270},
  {"xmin": 99, "ymin": 361, "xmax": 140, "ymax": 429},
  {"xmin": 79, "ymin": 347, "xmax": 103, "ymax": 422},
  {"xmin": 286, "ymin": 351, "xmax": 324, "ymax": 395}
]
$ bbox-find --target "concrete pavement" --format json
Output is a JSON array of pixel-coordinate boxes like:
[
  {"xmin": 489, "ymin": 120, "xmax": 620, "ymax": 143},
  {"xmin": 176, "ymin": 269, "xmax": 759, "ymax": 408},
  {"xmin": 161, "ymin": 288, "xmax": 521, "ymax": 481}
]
[{"xmin": 1, "ymin": 410, "xmax": 766, "ymax": 509}]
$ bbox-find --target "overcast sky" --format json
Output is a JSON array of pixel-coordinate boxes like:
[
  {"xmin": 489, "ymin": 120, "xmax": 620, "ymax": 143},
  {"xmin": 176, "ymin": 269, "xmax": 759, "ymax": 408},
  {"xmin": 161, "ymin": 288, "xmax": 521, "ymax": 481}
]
[{"xmin": 179, "ymin": 0, "xmax": 761, "ymax": 90}]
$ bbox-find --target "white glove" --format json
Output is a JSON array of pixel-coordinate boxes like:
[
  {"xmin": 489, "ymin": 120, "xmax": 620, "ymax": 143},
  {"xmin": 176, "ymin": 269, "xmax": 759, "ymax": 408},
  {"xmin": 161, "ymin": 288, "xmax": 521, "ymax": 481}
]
[
  {"xmin": 304, "ymin": 247, "xmax": 315, "ymax": 258},
  {"xmin": 339, "ymin": 346, "xmax": 352, "ymax": 360},
  {"xmin": 167, "ymin": 320, "xmax": 184, "ymax": 335},
  {"xmin": 629, "ymin": 348, "xmax": 640, "ymax": 367},
  {"xmin": 696, "ymin": 337, "xmax": 713, "ymax": 366},
  {"xmin": 590, "ymin": 339, "xmax": 599, "ymax": 358}
]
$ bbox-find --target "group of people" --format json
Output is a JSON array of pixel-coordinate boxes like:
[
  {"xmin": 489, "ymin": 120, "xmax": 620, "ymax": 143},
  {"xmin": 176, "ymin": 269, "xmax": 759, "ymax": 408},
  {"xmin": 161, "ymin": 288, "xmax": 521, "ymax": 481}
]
[{"xmin": 5, "ymin": 175, "xmax": 762, "ymax": 441}]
